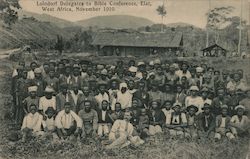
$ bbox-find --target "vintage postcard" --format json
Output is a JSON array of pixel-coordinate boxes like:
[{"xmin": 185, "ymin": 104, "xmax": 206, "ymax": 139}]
[{"xmin": 0, "ymin": 0, "xmax": 249, "ymax": 158}]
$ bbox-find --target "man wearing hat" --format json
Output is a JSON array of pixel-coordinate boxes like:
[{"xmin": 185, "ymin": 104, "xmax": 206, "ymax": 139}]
[
  {"xmin": 185, "ymin": 86, "xmax": 204, "ymax": 114},
  {"xmin": 95, "ymin": 81, "xmax": 110, "ymax": 110},
  {"xmin": 55, "ymin": 102, "xmax": 82, "ymax": 140},
  {"xmin": 21, "ymin": 104, "xmax": 44, "ymax": 142},
  {"xmin": 115, "ymin": 82, "xmax": 132, "ymax": 110},
  {"xmin": 22, "ymin": 86, "xmax": 39, "ymax": 114},
  {"xmin": 165, "ymin": 102, "xmax": 188, "ymax": 138},
  {"xmin": 214, "ymin": 105, "xmax": 235, "ymax": 140},
  {"xmin": 78, "ymin": 100, "xmax": 98, "ymax": 138},
  {"xmin": 230, "ymin": 105, "xmax": 250, "ymax": 137},
  {"xmin": 31, "ymin": 68, "xmax": 45, "ymax": 97},
  {"xmin": 39, "ymin": 86, "xmax": 56, "ymax": 118},
  {"xmin": 197, "ymin": 102, "xmax": 216, "ymax": 139},
  {"xmin": 186, "ymin": 105, "xmax": 199, "ymax": 139}
]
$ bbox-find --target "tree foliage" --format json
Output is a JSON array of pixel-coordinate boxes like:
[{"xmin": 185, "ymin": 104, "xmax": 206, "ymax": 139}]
[
  {"xmin": 156, "ymin": 4, "xmax": 167, "ymax": 32},
  {"xmin": 0, "ymin": 0, "xmax": 20, "ymax": 28}
]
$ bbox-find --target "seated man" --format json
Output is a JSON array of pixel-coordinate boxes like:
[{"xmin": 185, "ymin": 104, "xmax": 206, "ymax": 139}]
[
  {"xmin": 97, "ymin": 100, "xmax": 112, "ymax": 138},
  {"xmin": 166, "ymin": 103, "xmax": 188, "ymax": 138},
  {"xmin": 186, "ymin": 105, "xmax": 199, "ymax": 139},
  {"xmin": 214, "ymin": 105, "xmax": 235, "ymax": 141},
  {"xmin": 55, "ymin": 102, "xmax": 82, "ymax": 140},
  {"xmin": 78, "ymin": 100, "xmax": 98, "ymax": 138},
  {"xmin": 197, "ymin": 103, "xmax": 215, "ymax": 139},
  {"xmin": 107, "ymin": 111, "xmax": 144, "ymax": 149},
  {"xmin": 148, "ymin": 101, "xmax": 165, "ymax": 136},
  {"xmin": 110, "ymin": 102, "xmax": 124, "ymax": 121},
  {"xmin": 21, "ymin": 104, "xmax": 44, "ymax": 142},
  {"xmin": 230, "ymin": 105, "xmax": 250, "ymax": 137},
  {"xmin": 137, "ymin": 108, "xmax": 150, "ymax": 139}
]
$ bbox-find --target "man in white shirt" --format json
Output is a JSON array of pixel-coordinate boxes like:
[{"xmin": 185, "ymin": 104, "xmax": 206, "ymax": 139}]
[
  {"xmin": 55, "ymin": 102, "xmax": 83, "ymax": 140},
  {"xmin": 106, "ymin": 111, "xmax": 144, "ymax": 149},
  {"xmin": 185, "ymin": 86, "xmax": 204, "ymax": 114},
  {"xmin": 21, "ymin": 104, "xmax": 44, "ymax": 141},
  {"xmin": 116, "ymin": 83, "xmax": 133, "ymax": 110},
  {"xmin": 39, "ymin": 86, "xmax": 56, "ymax": 118},
  {"xmin": 95, "ymin": 82, "xmax": 110, "ymax": 110}
]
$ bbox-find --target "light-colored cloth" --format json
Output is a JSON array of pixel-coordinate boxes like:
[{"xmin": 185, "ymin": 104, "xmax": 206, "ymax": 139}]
[
  {"xmin": 162, "ymin": 109, "xmax": 174, "ymax": 124},
  {"xmin": 55, "ymin": 110, "xmax": 82, "ymax": 129},
  {"xmin": 21, "ymin": 112, "xmax": 43, "ymax": 132},
  {"xmin": 39, "ymin": 96, "xmax": 56, "ymax": 113},
  {"xmin": 116, "ymin": 83, "xmax": 133, "ymax": 110},
  {"xmin": 109, "ymin": 119, "xmax": 134, "ymax": 141},
  {"xmin": 98, "ymin": 123, "xmax": 109, "ymax": 137},
  {"xmin": 27, "ymin": 70, "xmax": 35, "ymax": 80},
  {"xmin": 95, "ymin": 93, "xmax": 110, "ymax": 109},
  {"xmin": 226, "ymin": 80, "xmax": 246, "ymax": 92},
  {"xmin": 185, "ymin": 96, "xmax": 204, "ymax": 114},
  {"xmin": 149, "ymin": 125, "xmax": 162, "ymax": 135}
]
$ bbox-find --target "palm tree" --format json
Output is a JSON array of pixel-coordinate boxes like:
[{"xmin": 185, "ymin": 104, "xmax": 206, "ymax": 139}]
[{"xmin": 156, "ymin": 2, "xmax": 167, "ymax": 32}]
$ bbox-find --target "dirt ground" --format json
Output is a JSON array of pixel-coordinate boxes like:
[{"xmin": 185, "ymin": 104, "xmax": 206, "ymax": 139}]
[{"xmin": 0, "ymin": 54, "xmax": 249, "ymax": 159}]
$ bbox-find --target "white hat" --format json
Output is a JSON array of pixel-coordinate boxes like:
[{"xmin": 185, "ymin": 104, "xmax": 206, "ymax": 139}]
[
  {"xmin": 28, "ymin": 86, "xmax": 38, "ymax": 92},
  {"xmin": 100, "ymin": 69, "xmax": 108, "ymax": 75},
  {"xmin": 149, "ymin": 61, "xmax": 154, "ymax": 66},
  {"xmin": 154, "ymin": 59, "xmax": 161, "ymax": 65},
  {"xmin": 196, "ymin": 67, "xmax": 204, "ymax": 73},
  {"xmin": 235, "ymin": 105, "xmax": 245, "ymax": 111},
  {"xmin": 129, "ymin": 66, "xmax": 137, "ymax": 73},
  {"xmin": 173, "ymin": 102, "xmax": 182, "ymax": 108},
  {"xmin": 137, "ymin": 61, "xmax": 145, "ymax": 66},
  {"xmin": 189, "ymin": 85, "xmax": 199, "ymax": 91},
  {"xmin": 44, "ymin": 86, "xmax": 55, "ymax": 93},
  {"xmin": 204, "ymin": 99, "xmax": 212, "ymax": 105}
]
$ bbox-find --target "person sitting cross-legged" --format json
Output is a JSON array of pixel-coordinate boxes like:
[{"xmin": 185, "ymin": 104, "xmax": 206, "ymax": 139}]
[
  {"xmin": 55, "ymin": 102, "xmax": 82, "ymax": 140},
  {"xmin": 165, "ymin": 102, "xmax": 188, "ymax": 138},
  {"xmin": 97, "ymin": 100, "xmax": 112, "ymax": 138},
  {"xmin": 214, "ymin": 105, "xmax": 235, "ymax": 141},
  {"xmin": 106, "ymin": 111, "xmax": 144, "ymax": 149},
  {"xmin": 230, "ymin": 105, "xmax": 250, "ymax": 137},
  {"xmin": 42, "ymin": 107, "xmax": 58, "ymax": 140},
  {"xmin": 78, "ymin": 100, "xmax": 98, "ymax": 138},
  {"xmin": 185, "ymin": 105, "xmax": 199, "ymax": 139},
  {"xmin": 21, "ymin": 104, "xmax": 44, "ymax": 142}
]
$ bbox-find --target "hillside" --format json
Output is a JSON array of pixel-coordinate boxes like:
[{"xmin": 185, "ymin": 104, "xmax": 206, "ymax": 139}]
[
  {"xmin": 76, "ymin": 15, "xmax": 154, "ymax": 29},
  {"xmin": 0, "ymin": 18, "xmax": 73, "ymax": 49},
  {"xmin": 18, "ymin": 10, "xmax": 76, "ymax": 28}
]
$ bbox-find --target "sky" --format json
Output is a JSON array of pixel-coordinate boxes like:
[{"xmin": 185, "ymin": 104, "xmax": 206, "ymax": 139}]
[{"xmin": 19, "ymin": 0, "xmax": 250, "ymax": 28}]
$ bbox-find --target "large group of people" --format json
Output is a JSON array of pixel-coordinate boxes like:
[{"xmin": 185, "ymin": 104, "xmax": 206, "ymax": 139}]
[{"xmin": 11, "ymin": 57, "xmax": 250, "ymax": 148}]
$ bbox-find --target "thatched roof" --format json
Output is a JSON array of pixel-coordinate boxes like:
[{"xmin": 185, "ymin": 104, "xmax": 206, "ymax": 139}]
[
  {"xmin": 92, "ymin": 30, "xmax": 183, "ymax": 48},
  {"xmin": 201, "ymin": 44, "xmax": 227, "ymax": 52}
]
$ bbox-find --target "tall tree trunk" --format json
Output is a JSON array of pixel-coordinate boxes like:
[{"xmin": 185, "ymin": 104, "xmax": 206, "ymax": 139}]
[{"xmin": 161, "ymin": 16, "xmax": 164, "ymax": 32}]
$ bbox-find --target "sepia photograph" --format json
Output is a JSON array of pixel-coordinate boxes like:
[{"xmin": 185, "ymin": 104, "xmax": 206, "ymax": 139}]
[{"xmin": 0, "ymin": 0, "xmax": 250, "ymax": 158}]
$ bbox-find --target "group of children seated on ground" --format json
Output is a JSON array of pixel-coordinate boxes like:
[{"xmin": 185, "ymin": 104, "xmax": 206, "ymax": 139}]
[{"xmin": 11, "ymin": 57, "xmax": 250, "ymax": 148}]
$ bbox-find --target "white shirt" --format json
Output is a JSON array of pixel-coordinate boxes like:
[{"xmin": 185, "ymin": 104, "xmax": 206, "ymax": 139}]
[
  {"xmin": 69, "ymin": 90, "xmax": 83, "ymax": 105},
  {"xmin": 27, "ymin": 70, "xmax": 35, "ymax": 80},
  {"xmin": 55, "ymin": 110, "xmax": 82, "ymax": 129},
  {"xmin": 220, "ymin": 117, "xmax": 226, "ymax": 128},
  {"xmin": 116, "ymin": 91, "xmax": 132, "ymax": 110},
  {"xmin": 166, "ymin": 113, "xmax": 187, "ymax": 125},
  {"xmin": 185, "ymin": 96, "xmax": 204, "ymax": 114},
  {"xmin": 162, "ymin": 109, "xmax": 174, "ymax": 124},
  {"xmin": 39, "ymin": 96, "xmax": 56, "ymax": 113},
  {"xmin": 95, "ymin": 93, "xmax": 110, "ymax": 109},
  {"xmin": 110, "ymin": 120, "xmax": 134, "ymax": 138},
  {"xmin": 21, "ymin": 112, "xmax": 43, "ymax": 132},
  {"xmin": 231, "ymin": 115, "xmax": 249, "ymax": 126},
  {"xmin": 102, "ymin": 110, "xmax": 106, "ymax": 121}
]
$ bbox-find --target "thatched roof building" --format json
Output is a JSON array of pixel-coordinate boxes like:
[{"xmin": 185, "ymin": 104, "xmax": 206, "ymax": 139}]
[
  {"xmin": 92, "ymin": 30, "xmax": 183, "ymax": 56},
  {"xmin": 201, "ymin": 44, "xmax": 227, "ymax": 57}
]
